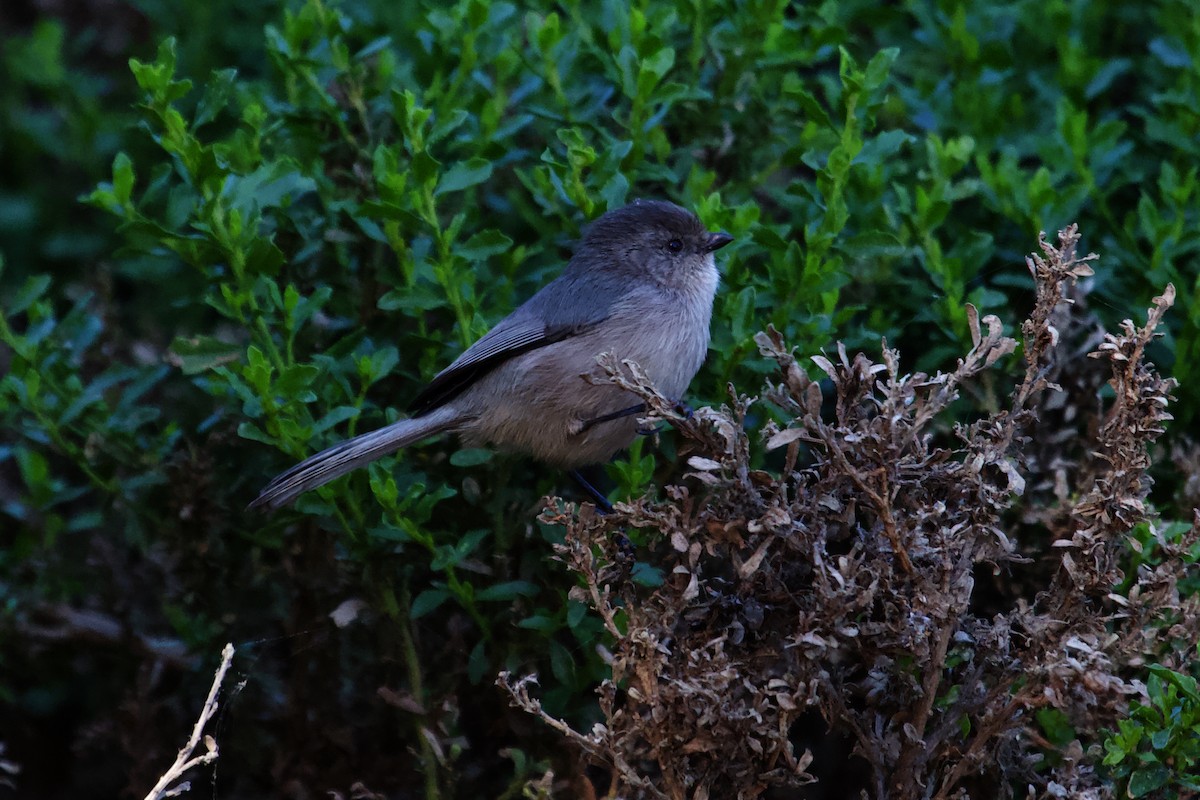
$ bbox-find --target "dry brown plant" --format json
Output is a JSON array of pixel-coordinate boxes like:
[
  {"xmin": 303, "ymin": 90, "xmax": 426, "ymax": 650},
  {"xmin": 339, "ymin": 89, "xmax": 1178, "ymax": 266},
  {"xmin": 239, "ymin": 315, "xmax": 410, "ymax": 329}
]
[{"xmin": 499, "ymin": 226, "xmax": 1199, "ymax": 799}]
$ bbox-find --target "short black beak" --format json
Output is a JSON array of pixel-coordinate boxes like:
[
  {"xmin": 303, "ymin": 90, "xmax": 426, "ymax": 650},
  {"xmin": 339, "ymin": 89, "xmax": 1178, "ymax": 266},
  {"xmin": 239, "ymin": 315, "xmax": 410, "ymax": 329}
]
[{"xmin": 705, "ymin": 231, "xmax": 734, "ymax": 253}]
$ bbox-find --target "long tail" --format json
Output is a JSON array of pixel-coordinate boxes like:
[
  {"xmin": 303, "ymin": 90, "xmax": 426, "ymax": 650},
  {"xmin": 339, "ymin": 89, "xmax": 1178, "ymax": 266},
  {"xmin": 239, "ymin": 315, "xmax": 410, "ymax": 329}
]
[{"xmin": 249, "ymin": 407, "xmax": 459, "ymax": 510}]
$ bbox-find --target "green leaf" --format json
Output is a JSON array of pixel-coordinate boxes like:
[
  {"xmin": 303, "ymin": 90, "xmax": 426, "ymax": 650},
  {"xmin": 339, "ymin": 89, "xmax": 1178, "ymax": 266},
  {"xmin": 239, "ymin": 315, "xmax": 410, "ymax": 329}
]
[
  {"xmin": 7, "ymin": 275, "xmax": 51, "ymax": 316},
  {"xmin": 1035, "ymin": 708, "xmax": 1076, "ymax": 748},
  {"xmin": 437, "ymin": 158, "xmax": 493, "ymax": 195},
  {"xmin": 548, "ymin": 640, "xmax": 575, "ymax": 684},
  {"xmin": 601, "ymin": 172, "xmax": 630, "ymax": 210},
  {"xmin": 169, "ymin": 335, "xmax": 243, "ymax": 375},
  {"xmin": 194, "ymin": 68, "xmax": 238, "ymax": 127},
  {"xmin": 557, "ymin": 127, "xmax": 596, "ymax": 167},
  {"xmin": 1128, "ymin": 764, "xmax": 1170, "ymax": 797},
  {"xmin": 378, "ymin": 284, "xmax": 446, "ymax": 313},
  {"xmin": 475, "ymin": 580, "xmax": 540, "ymax": 602},
  {"xmin": 728, "ymin": 285, "xmax": 756, "ymax": 344},
  {"xmin": 312, "ymin": 406, "xmax": 360, "ymax": 434},
  {"xmin": 641, "ymin": 46, "xmax": 675, "ymax": 82},
  {"xmin": 112, "ymin": 152, "xmax": 135, "ymax": 206},
  {"xmin": 566, "ymin": 600, "xmax": 588, "ymax": 629},
  {"xmin": 631, "ymin": 562, "xmax": 664, "ymax": 587},
  {"xmin": 410, "ymin": 151, "xmax": 441, "ymax": 188},
  {"xmin": 1150, "ymin": 664, "xmax": 1200, "ymax": 702},
  {"xmin": 458, "ymin": 229, "xmax": 513, "ymax": 260},
  {"xmin": 534, "ymin": 11, "xmax": 561, "ymax": 52},
  {"xmin": 411, "ymin": 588, "xmax": 451, "ymax": 619},
  {"xmin": 842, "ymin": 230, "xmax": 907, "ymax": 258},
  {"xmin": 783, "ymin": 75, "xmax": 835, "ymax": 130},
  {"xmin": 431, "ymin": 528, "xmax": 488, "ymax": 569},
  {"xmin": 467, "ymin": 640, "xmax": 488, "ymax": 684},
  {"xmin": 367, "ymin": 523, "xmax": 411, "ymax": 543},
  {"xmin": 236, "ymin": 421, "xmax": 276, "ymax": 446},
  {"xmin": 863, "ymin": 48, "xmax": 899, "ymax": 92},
  {"xmin": 366, "ymin": 346, "xmax": 399, "ymax": 382},
  {"xmin": 16, "ymin": 448, "xmax": 50, "ymax": 493},
  {"xmin": 223, "ymin": 160, "xmax": 317, "ymax": 215},
  {"xmin": 243, "ymin": 346, "xmax": 273, "ymax": 394},
  {"xmin": 450, "ymin": 448, "xmax": 493, "ymax": 467},
  {"xmin": 132, "ymin": 38, "xmax": 192, "ymax": 102},
  {"xmin": 275, "ymin": 364, "xmax": 320, "ymax": 397},
  {"xmin": 517, "ymin": 614, "xmax": 559, "ymax": 634},
  {"xmin": 368, "ymin": 466, "xmax": 399, "ymax": 509}
]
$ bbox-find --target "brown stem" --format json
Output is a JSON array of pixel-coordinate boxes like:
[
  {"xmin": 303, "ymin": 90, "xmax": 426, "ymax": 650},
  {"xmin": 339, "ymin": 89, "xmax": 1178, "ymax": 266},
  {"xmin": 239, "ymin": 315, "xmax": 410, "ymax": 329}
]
[{"xmin": 822, "ymin": 430, "xmax": 914, "ymax": 573}]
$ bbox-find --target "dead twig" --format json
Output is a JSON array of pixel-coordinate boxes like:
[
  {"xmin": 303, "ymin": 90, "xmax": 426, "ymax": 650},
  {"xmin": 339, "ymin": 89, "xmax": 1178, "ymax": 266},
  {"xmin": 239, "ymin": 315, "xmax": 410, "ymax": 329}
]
[{"xmin": 143, "ymin": 643, "xmax": 235, "ymax": 800}]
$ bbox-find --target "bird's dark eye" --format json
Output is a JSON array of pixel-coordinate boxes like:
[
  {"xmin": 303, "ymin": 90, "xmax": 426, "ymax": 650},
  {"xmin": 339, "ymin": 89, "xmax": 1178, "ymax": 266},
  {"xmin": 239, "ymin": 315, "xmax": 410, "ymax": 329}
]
[{"xmin": 667, "ymin": 238, "xmax": 684, "ymax": 253}]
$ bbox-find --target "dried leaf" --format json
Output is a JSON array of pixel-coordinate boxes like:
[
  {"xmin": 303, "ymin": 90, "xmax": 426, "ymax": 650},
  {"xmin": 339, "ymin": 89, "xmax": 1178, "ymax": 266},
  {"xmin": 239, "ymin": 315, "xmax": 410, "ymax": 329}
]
[{"xmin": 766, "ymin": 427, "xmax": 806, "ymax": 450}]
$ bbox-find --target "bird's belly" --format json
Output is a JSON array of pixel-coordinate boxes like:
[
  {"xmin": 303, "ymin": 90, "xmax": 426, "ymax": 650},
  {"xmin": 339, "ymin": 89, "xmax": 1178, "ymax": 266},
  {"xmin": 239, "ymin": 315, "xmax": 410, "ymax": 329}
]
[{"xmin": 457, "ymin": 318, "xmax": 707, "ymax": 468}]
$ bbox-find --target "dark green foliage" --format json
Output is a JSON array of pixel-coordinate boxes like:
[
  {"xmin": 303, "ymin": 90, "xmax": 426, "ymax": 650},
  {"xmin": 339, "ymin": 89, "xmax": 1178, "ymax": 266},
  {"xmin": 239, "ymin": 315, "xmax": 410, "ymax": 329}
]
[
  {"xmin": 1104, "ymin": 663, "xmax": 1200, "ymax": 798},
  {"xmin": 2, "ymin": 0, "xmax": 1199, "ymax": 797}
]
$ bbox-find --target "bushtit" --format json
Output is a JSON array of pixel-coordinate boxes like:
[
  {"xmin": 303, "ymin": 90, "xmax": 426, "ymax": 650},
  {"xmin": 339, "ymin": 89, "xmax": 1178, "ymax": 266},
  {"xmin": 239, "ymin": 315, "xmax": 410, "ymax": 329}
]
[{"xmin": 250, "ymin": 199, "xmax": 733, "ymax": 510}]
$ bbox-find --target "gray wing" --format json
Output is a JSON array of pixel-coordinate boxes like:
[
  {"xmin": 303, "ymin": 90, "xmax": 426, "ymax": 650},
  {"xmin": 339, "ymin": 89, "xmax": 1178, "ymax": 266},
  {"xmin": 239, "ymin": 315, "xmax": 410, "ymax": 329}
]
[{"xmin": 407, "ymin": 271, "xmax": 619, "ymax": 416}]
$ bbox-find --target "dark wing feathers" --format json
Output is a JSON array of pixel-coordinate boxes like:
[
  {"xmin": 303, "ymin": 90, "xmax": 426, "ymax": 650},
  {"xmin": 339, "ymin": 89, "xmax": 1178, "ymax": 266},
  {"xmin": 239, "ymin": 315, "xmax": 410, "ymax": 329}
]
[
  {"xmin": 406, "ymin": 270, "xmax": 626, "ymax": 417},
  {"xmin": 407, "ymin": 317, "xmax": 585, "ymax": 415}
]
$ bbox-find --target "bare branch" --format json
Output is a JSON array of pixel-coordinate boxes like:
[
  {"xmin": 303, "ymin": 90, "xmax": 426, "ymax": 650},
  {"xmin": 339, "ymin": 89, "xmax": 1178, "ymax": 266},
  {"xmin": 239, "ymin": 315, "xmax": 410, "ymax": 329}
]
[{"xmin": 143, "ymin": 644, "xmax": 235, "ymax": 800}]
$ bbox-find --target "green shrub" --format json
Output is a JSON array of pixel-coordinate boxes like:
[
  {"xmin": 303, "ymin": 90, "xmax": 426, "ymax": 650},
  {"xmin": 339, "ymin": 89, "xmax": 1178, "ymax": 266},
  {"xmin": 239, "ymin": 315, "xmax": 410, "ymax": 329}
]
[{"xmin": 1104, "ymin": 663, "xmax": 1200, "ymax": 798}]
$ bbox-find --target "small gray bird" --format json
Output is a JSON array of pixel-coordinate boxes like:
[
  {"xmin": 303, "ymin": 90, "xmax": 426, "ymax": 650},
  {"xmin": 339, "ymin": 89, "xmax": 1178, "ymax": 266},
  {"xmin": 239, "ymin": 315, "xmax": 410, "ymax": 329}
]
[{"xmin": 249, "ymin": 199, "xmax": 733, "ymax": 510}]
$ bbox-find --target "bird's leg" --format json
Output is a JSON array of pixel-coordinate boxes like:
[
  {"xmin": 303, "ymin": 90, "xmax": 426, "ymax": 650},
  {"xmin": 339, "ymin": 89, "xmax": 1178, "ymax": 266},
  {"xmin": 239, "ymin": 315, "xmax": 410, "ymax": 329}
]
[
  {"xmin": 576, "ymin": 403, "xmax": 646, "ymax": 434},
  {"xmin": 631, "ymin": 400, "xmax": 695, "ymax": 437},
  {"xmin": 578, "ymin": 400, "xmax": 696, "ymax": 438},
  {"xmin": 567, "ymin": 471, "xmax": 634, "ymax": 567},
  {"xmin": 636, "ymin": 400, "xmax": 695, "ymax": 436},
  {"xmin": 568, "ymin": 469, "xmax": 614, "ymax": 514}
]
